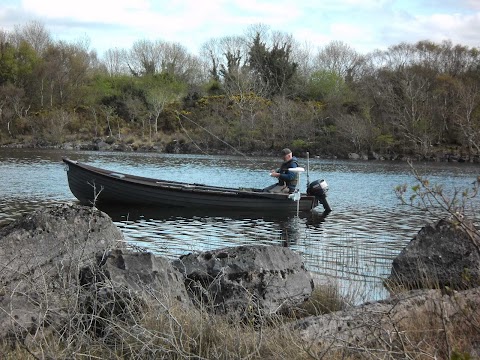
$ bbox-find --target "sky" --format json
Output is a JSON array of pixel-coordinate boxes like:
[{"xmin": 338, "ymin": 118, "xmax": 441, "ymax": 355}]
[{"xmin": 1, "ymin": 0, "xmax": 479, "ymax": 57}]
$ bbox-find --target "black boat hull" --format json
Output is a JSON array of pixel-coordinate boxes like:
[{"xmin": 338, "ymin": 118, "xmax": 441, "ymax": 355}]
[{"xmin": 63, "ymin": 158, "xmax": 317, "ymax": 212}]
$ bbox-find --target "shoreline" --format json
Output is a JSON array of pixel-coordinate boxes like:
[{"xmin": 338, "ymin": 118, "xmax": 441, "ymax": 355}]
[{"xmin": 1, "ymin": 139, "xmax": 477, "ymax": 164}]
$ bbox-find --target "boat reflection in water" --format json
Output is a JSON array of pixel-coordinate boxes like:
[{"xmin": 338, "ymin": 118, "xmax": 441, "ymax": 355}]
[{"xmin": 97, "ymin": 203, "xmax": 328, "ymax": 250}]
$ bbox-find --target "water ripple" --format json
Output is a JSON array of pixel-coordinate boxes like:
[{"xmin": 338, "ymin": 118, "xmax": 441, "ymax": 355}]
[{"xmin": 2, "ymin": 148, "xmax": 480, "ymax": 303}]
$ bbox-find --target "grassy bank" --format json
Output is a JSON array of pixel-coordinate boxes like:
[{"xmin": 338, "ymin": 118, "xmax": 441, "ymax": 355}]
[{"xmin": 2, "ymin": 281, "xmax": 480, "ymax": 359}]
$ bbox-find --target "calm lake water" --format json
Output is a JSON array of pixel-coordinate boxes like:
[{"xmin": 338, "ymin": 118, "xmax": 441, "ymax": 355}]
[{"xmin": 1, "ymin": 148, "xmax": 479, "ymax": 303}]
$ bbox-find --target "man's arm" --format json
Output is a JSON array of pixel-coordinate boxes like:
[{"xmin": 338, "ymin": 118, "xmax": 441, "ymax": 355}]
[{"xmin": 278, "ymin": 161, "xmax": 298, "ymax": 181}]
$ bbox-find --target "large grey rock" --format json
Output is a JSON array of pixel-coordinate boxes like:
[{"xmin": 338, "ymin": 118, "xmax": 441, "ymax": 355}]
[
  {"xmin": 77, "ymin": 249, "xmax": 192, "ymax": 338},
  {"xmin": 387, "ymin": 218, "xmax": 480, "ymax": 290},
  {"xmin": 0, "ymin": 203, "xmax": 201, "ymax": 347},
  {"xmin": 0, "ymin": 204, "xmax": 124, "ymax": 341},
  {"xmin": 0, "ymin": 203, "xmax": 124, "ymax": 291},
  {"xmin": 99, "ymin": 249, "xmax": 190, "ymax": 305},
  {"xmin": 172, "ymin": 245, "xmax": 314, "ymax": 317},
  {"xmin": 291, "ymin": 287, "xmax": 480, "ymax": 354}
]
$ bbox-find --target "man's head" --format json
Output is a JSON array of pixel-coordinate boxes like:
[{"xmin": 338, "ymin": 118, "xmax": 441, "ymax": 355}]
[{"xmin": 281, "ymin": 148, "xmax": 292, "ymax": 161}]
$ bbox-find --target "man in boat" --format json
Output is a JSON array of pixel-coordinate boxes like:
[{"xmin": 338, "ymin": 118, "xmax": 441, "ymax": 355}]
[{"xmin": 264, "ymin": 148, "xmax": 299, "ymax": 193}]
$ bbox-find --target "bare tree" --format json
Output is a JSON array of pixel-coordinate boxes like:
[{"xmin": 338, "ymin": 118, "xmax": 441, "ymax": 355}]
[
  {"xmin": 146, "ymin": 86, "xmax": 182, "ymax": 135},
  {"xmin": 12, "ymin": 20, "xmax": 51, "ymax": 55},
  {"xmin": 269, "ymin": 96, "xmax": 297, "ymax": 144},
  {"xmin": 124, "ymin": 96, "xmax": 147, "ymax": 137},
  {"xmin": 290, "ymin": 39, "xmax": 315, "ymax": 91},
  {"xmin": 336, "ymin": 114, "xmax": 372, "ymax": 153},
  {"xmin": 218, "ymin": 43, "xmax": 268, "ymax": 132},
  {"xmin": 200, "ymin": 38, "xmax": 222, "ymax": 82},
  {"xmin": 375, "ymin": 67, "xmax": 436, "ymax": 155},
  {"xmin": 375, "ymin": 42, "xmax": 416, "ymax": 69},
  {"xmin": 244, "ymin": 23, "xmax": 270, "ymax": 45},
  {"xmin": 452, "ymin": 79, "xmax": 480, "ymax": 157},
  {"xmin": 126, "ymin": 39, "xmax": 202, "ymax": 85},
  {"xmin": 160, "ymin": 41, "xmax": 201, "ymax": 82},
  {"xmin": 99, "ymin": 105, "xmax": 115, "ymax": 138},
  {"xmin": 127, "ymin": 39, "xmax": 162, "ymax": 76},
  {"xmin": 373, "ymin": 40, "xmax": 479, "ymax": 77},
  {"xmin": 0, "ymin": 28, "xmax": 11, "ymax": 46},
  {"xmin": 201, "ymin": 35, "xmax": 249, "ymax": 82},
  {"xmin": 37, "ymin": 40, "xmax": 91, "ymax": 108},
  {"xmin": 0, "ymin": 84, "xmax": 28, "ymax": 138},
  {"xmin": 41, "ymin": 108, "xmax": 72, "ymax": 143},
  {"xmin": 314, "ymin": 41, "xmax": 363, "ymax": 82},
  {"xmin": 90, "ymin": 105, "xmax": 99, "ymax": 137},
  {"xmin": 103, "ymin": 48, "xmax": 128, "ymax": 76}
]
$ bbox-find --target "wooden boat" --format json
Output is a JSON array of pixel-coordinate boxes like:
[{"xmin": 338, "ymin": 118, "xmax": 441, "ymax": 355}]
[{"xmin": 63, "ymin": 158, "xmax": 319, "ymax": 212}]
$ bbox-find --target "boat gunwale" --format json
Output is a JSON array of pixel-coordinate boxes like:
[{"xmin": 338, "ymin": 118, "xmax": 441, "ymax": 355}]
[{"xmin": 62, "ymin": 158, "xmax": 316, "ymax": 202}]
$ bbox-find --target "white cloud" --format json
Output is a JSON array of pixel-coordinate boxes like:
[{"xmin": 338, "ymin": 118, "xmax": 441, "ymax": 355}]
[
  {"xmin": 388, "ymin": 10, "xmax": 480, "ymax": 48},
  {"xmin": 21, "ymin": 0, "xmax": 151, "ymax": 23},
  {"xmin": 0, "ymin": 0, "xmax": 477, "ymax": 56},
  {"xmin": 466, "ymin": 0, "xmax": 480, "ymax": 10}
]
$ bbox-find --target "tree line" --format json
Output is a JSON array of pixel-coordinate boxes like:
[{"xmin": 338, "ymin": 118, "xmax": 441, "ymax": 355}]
[{"xmin": 1, "ymin": 21, "xmax": 479, "ymax": 159}]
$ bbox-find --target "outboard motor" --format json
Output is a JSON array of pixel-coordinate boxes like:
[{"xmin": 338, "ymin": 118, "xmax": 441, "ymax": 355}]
[{"xmin": 307, "ymin": 179, "xmax": 331, "ymax": 215}]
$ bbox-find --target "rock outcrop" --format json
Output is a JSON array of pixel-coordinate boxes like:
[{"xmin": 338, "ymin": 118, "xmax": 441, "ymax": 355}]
[
  {"xmin": 0, "ymin": 204, "xmax": 314, "ymax": 344},
  {"xmin": 172, "ymin": 245, "xmax": 314, "ymax": 317},
  {"xmin": 77, "ymin": 248, "xmax": 191, "ymax": 337},
  {"xmin": 291, "ymin": 287, "xmax": 480, "ymax": 355},
  {"xmin": 96, "ymin": 249, "xmax": 191, "ymax": 304},
  {"xmin": 0, "ymin": 204, "xmax": 190, "ymax": 343},
  {"xmin": 387, "ymin": 218, "xmax": 480, "ymax": 290},
  {"xmin": 0, "ymin": 204, "xmax": 124, "ymax": 340}
]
